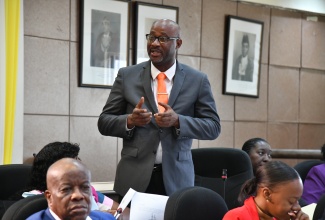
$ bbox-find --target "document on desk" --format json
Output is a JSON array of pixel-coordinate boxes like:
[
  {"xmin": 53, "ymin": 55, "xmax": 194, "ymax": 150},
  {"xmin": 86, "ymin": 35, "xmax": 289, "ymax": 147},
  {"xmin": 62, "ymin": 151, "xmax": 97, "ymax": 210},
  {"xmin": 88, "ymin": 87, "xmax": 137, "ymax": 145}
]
[
  {"xmin": 301, "ymin": 203, "xmax": 316, "ymax": 220},
  {"xmin": 114, "ymin": 188, "xmax": 137, "ymax": 219},
  {"xmin": 130, "ymin": 192, "xmax": 169, "ymax": 220}
]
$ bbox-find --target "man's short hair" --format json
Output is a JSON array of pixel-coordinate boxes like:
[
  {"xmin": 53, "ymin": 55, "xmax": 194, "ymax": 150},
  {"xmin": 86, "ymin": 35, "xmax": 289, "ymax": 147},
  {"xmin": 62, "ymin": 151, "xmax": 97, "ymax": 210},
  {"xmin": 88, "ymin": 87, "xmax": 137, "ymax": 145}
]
[{"xmin": 242, "ymin": 34, "xmax": 249, "ymax": 45}]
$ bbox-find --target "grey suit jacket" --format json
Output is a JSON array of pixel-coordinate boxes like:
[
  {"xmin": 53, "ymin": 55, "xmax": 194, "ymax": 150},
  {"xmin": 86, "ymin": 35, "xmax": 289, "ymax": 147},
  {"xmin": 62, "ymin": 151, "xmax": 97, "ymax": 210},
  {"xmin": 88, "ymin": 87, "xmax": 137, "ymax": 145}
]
[{"xmin": 98, "ymin": 61, "xmax": 221, "ymax": 196}]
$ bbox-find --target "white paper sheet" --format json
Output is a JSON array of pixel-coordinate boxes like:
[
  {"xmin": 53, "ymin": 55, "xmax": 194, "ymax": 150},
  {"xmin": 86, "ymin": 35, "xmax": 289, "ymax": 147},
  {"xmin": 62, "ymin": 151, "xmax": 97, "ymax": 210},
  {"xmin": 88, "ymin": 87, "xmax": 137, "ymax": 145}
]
[
  {"xmin": 301, "ymin": 203, "xmax": 316, "ymax": 220},
  {"xmin": 130, "ymin": 192, "xmax": 169, "ymax": 220},
  {"xmin": 114, "ymin": 188, "xmax": 137, "ymax": 219}
]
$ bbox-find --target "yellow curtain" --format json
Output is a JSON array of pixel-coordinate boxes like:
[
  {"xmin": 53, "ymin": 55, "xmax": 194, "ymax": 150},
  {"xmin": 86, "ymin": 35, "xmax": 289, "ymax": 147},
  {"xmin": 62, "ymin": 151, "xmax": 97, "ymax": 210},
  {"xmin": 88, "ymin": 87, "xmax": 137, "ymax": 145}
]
[{"xmin": 3, "ymin": 0, "xmax": 20, "ymax": 164}]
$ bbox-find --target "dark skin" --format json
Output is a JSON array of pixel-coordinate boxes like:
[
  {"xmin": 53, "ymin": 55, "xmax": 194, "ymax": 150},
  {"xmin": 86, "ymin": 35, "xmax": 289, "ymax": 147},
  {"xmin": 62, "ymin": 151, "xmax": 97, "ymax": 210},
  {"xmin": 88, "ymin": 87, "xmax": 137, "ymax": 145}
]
[
  {"xmin": 127, "ymin": 19, "xmax": 182, "ymax": 129},
  {"xmin": 249, "ymin": 141, "xmax": 272, "ymax": 174},
  {"xmin": 45, "ymin": 158, "xmax": 91, "ymax": 220},
  {"xmin": 254, "ymin": 179, "xmax": 309, "ymax": 220}
]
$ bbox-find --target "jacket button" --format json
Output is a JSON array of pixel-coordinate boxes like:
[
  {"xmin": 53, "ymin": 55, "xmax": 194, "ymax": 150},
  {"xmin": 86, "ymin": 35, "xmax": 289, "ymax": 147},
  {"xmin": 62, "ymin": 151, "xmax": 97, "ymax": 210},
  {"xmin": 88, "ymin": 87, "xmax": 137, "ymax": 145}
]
[{"xmin": 153, "ymin": 150, "xmax": 157, "ymax": 154}]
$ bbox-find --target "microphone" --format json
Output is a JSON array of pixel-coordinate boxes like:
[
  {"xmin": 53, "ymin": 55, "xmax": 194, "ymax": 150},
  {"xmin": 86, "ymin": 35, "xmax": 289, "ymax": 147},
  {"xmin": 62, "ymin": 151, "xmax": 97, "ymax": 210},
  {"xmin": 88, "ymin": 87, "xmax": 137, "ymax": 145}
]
[
  {"xmin": 221, "ymin": 169, "xmax": 227, "ymax": 200},
  {"xmin": 222, "ymin": 169, "xmax": 227, "ymax": 180},
  {"xmin": 114, "ymin": 208, "xmax": 123, "ymax": 219}
]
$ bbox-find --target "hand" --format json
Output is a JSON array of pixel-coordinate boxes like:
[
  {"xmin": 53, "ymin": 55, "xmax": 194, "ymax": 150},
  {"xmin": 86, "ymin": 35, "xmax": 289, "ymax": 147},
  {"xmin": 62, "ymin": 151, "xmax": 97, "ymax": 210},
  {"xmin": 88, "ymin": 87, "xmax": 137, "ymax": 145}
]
[
  {"xmin": 127, "ymin": 97, "xmax": 152, "ymax": 128},
  {"xmin": 154, "ymin": 102, "xmax": 179, "ymax": 128},
  {"xmin": 288, "ymin": 210, "xmax": 309, "ymax": 220},
  {"xmin": 107, "ymin": 209, "xmax": 116, "ymax": 215}
]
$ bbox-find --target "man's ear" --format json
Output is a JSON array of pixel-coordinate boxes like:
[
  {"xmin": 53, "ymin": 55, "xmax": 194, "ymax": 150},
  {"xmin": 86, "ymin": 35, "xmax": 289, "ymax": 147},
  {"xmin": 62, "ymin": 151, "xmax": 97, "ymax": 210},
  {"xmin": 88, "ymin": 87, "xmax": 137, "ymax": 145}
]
[
  {"xmin": 176, "ymin": 38, "xmax": 182, "ymax": 49},
  {"xmin": 44, "ymin": 190, "xmax": 52, "ymax": 206}
]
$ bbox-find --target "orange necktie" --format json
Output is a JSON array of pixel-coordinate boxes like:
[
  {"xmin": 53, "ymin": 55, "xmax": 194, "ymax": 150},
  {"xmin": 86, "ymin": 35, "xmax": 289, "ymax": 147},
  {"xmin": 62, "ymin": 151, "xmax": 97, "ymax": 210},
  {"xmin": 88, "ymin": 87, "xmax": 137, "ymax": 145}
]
[{"xmin": 157, "ymin": 72, "xmax": 168, "ymax": 113}]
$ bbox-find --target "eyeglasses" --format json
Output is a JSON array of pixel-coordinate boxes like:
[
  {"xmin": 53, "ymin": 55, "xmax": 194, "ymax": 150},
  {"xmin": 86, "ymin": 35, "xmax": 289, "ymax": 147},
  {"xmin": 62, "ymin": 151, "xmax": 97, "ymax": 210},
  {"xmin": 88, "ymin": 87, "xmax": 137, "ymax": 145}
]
[{"xmin": 146, "ymin": 34, "xmax": 179, "ymax": 44}]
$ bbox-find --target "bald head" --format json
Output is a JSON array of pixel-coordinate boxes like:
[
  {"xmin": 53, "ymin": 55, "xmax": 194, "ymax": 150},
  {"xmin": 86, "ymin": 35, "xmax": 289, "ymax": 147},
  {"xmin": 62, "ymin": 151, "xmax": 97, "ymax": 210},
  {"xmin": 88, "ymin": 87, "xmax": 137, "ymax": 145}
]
[
  {"xmin": 151, "ymin": 19, "xmax": 181, "ymax": 38},
  {"xmin": 45, "ymin": 158, "xmax": 92, "ymax": 220},
  {"xmin": 46, "ymin": 158, "xmax": 90, "ymax": 184}
]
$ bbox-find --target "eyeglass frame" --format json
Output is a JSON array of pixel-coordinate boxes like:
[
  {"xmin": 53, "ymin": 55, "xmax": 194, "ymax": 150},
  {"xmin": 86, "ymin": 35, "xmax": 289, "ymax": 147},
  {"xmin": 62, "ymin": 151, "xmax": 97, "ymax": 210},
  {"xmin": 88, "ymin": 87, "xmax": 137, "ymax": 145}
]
[{"xmin": 145, "ymin": 34, "xmax": 179, "ymax": 44}]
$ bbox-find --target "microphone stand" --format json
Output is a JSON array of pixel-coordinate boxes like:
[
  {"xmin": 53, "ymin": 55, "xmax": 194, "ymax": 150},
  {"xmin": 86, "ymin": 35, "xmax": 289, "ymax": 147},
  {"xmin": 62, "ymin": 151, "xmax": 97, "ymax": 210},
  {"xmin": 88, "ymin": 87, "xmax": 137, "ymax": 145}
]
[{"xmin": 221, "ymin": 169, "xmax": 227, "ymax": 201}]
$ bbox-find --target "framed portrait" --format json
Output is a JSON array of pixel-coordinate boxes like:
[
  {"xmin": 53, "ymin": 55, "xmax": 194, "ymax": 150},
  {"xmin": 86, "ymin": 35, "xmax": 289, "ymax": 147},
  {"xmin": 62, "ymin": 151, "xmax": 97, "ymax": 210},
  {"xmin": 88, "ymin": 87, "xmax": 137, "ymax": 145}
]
[
  {"xmin": 79, "ymin": 0, "xmax": 129, "ymax": 88},
  {"xmin": 133, "ymin": 2, "xmax": 178, "ymax": 64},
  {"xmin": 223, "ymin": 15, "xmax": 264, "ymax": 98}
]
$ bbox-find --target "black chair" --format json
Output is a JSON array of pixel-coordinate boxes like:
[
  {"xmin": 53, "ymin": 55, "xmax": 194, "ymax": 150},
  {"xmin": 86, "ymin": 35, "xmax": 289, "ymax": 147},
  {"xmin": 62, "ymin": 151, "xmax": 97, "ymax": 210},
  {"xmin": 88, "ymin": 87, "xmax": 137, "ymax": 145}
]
[
  {"xmin": 0, "ymin": 164, "xmax": 33, "ymax": 219},
  {"xmin": 0, "ymin": 200, "xmax": 17, "ymax": 219},
  {"xmin": 192, "ymin": 147, "xmax": 254, "ymax": 209},
  {"xmin": 313, "ymin": 194, "xmax": 325, "ymax": 220},
  {"xmin": 2, "ymin": 195, "xmax": 47, "ymax": 220},
  {"xmin": 164, "ymin": 186, "xmax": 228, "ymax": 220},
  {"xmin": 293, "ymin": 160, "xmax": 324, "ymax": 183},
  {"xmin": 0, "ymin": 164, "xmax": 32, "ymax": 200}
]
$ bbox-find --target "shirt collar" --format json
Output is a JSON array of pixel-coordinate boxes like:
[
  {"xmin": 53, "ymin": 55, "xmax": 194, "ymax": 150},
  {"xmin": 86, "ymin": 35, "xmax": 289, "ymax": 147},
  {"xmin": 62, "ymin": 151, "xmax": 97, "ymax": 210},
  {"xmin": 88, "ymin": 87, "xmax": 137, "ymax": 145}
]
[
  {"xmin": 151, "ymin": 61, "xmax": 176, "ymax": 81},
  {"xmin": 49, "ymin": 209, "xmax": 92, "ymax": 220}
]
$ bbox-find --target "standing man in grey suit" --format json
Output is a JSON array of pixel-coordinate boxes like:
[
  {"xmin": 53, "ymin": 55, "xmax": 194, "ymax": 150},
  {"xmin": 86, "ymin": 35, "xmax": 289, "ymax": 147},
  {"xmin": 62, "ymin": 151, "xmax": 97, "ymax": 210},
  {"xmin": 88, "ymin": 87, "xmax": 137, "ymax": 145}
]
[{"xmin": 98, "ymin": 19, "xmax": 221, "ymax": 198}]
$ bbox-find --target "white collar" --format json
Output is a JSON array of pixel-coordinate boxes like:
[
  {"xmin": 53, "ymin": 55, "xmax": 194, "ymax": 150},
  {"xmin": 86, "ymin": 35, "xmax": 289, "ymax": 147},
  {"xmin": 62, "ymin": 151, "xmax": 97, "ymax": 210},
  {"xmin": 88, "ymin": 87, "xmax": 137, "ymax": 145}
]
[
  {"xmin": 151, "ymin": 61, "xmax": 176, "ymax": 81},
  {"xmin": 49, "ymin": 209, "xmax": 92, "ymax": 220}
]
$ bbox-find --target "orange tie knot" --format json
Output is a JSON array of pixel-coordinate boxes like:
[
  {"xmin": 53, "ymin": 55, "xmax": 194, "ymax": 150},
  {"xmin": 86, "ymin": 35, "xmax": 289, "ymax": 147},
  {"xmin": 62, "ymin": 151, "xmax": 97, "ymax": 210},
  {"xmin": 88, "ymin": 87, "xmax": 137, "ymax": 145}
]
[{"xmin": 157, "ymin": 72, "xmax": 166, "ymax": 80}]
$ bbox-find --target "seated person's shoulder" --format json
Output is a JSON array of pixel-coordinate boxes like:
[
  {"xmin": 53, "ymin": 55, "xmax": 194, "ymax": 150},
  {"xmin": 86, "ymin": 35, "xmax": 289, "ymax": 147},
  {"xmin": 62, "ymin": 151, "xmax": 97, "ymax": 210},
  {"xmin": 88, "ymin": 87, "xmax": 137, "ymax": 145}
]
[
  {"xmin": 314, "ymin": 163, "xmax": 325, "ymax": 170},
  {"xmin": 306, "ymin": 164, "xmax": 325, "ymax": 178},
  {"xmin": 27, "ymin": 209, "xmax": 116, "ymax": 220},
  {"xmin": 26, "ymin": 209, "xmax": 47, "ymax": 220}
]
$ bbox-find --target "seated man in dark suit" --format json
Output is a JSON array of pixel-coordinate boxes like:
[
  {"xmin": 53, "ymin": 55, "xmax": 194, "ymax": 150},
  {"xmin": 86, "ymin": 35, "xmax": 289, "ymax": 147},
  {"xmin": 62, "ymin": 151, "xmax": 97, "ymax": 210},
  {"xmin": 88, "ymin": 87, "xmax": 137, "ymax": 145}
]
[{"xmin": 27, "ymin": 158, "xmax": 115, "ymax": 220}]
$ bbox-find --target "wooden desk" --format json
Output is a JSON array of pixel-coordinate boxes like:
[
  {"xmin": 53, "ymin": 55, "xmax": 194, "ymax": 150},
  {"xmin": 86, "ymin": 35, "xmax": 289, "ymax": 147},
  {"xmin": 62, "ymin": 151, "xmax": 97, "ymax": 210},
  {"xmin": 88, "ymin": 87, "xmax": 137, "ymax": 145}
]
[{"xmin": 91, "ymin": 181, "xmax": 115, "ymax": 193}]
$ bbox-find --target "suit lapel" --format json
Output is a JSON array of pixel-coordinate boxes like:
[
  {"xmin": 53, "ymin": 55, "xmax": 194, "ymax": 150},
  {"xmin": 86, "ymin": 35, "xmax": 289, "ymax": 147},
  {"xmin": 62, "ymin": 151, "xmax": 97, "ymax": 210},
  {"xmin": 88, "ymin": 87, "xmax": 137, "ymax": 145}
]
[
  {"xmin": 169, "ymin": 62, "xmax": 185, "ymax": 107},
  {"xmin": 141, "ymin": 62, "xmax": 157, "ymax": 113},
  {"xmin": 45, "ymin": 208, "xmax": 56, "ymax": 220}
]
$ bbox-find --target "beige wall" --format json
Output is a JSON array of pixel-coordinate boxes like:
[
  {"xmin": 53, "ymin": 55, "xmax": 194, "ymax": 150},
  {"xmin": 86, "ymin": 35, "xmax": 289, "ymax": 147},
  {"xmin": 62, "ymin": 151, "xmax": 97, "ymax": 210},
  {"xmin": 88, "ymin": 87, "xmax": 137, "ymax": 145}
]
[{"xmin": 23, "ymin": 0, "xmax": 325, "ymax": 181}]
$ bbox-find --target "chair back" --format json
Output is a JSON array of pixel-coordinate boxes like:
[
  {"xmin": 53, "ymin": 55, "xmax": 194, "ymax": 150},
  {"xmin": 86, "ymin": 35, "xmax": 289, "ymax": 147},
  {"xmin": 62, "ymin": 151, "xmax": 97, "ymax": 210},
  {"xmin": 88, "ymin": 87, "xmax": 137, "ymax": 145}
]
[
  {"xmin": 293, "ymin": 160, "xmax": 324, "ymax": 183},
  {"xmin": 313, "ymin": 194, "xmax": 325, "ymax": 220},
  {"xmin": 164, "ymin": 186, "xmax": 228, "ymax": 220},
  {"xmin": 2, "ymin": 195, "xmax": 47, "ymax": 220},
  {"xmin": 0, "ymin": 164, "xmax": 32, "ymax": 200},
  {"xmin": 192, "ymin": 147, "xmax": 254, "ymax": 209}
]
